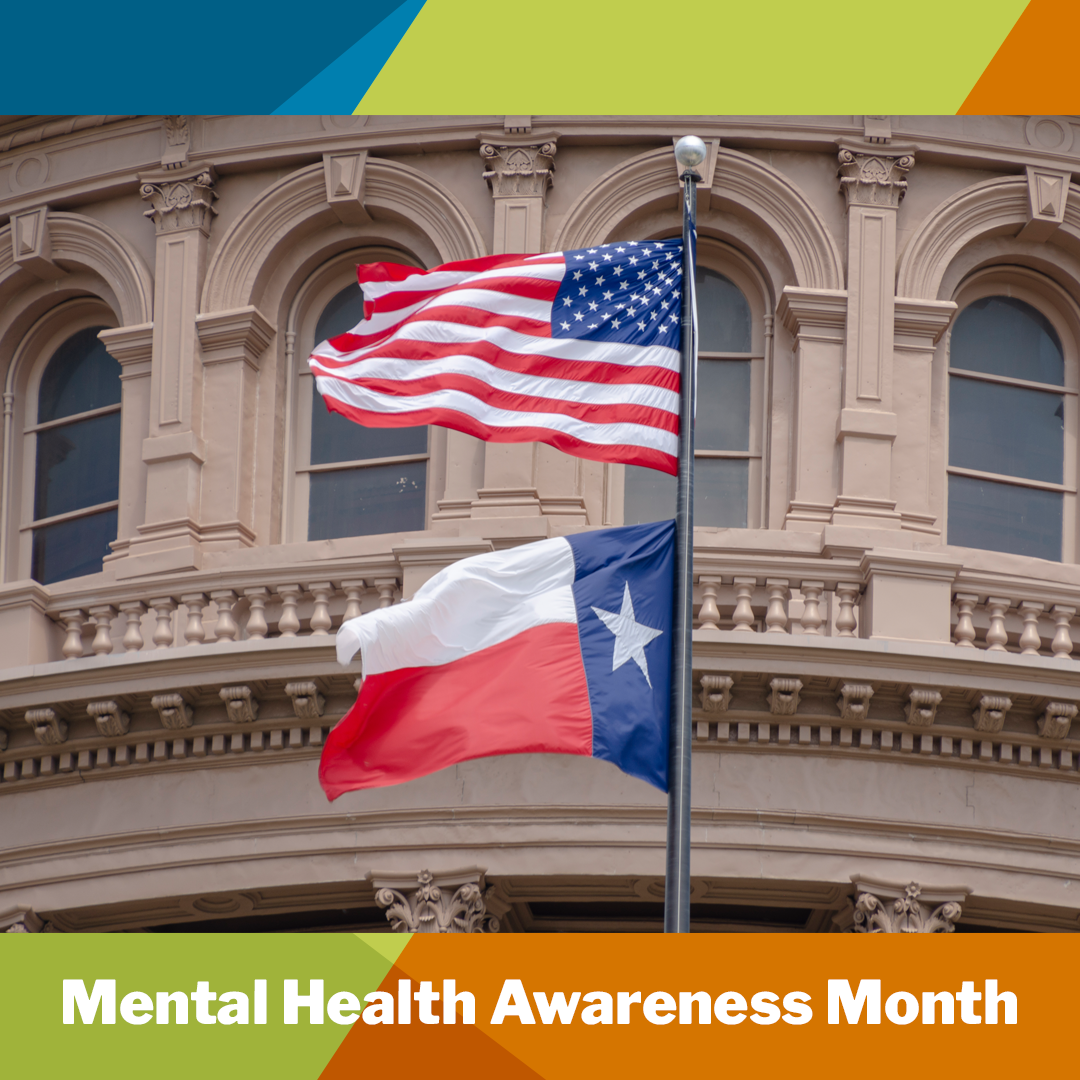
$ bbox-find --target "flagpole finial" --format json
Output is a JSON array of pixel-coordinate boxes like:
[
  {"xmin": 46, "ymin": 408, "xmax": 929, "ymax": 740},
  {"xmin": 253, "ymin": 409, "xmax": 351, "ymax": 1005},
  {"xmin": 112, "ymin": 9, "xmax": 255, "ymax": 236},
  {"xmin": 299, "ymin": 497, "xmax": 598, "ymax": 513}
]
[{"xmin": 674, "ymin": 135, "xmax": 707, "ymax": 171}]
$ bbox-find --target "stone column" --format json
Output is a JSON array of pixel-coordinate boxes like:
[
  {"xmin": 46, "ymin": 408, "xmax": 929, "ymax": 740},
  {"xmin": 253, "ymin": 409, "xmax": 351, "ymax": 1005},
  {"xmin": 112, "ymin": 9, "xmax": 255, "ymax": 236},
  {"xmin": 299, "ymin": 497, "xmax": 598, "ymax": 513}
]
[
  {"xmin": 777, "ymin": 287, "xmax": 848, "ymax": 530},
  {"xmin": 124, "ymin": 165, "xmax": 217, "ymax": 575},
  {"xmin": 840, "ymin": 879, "xmax": 967, "ymax": 933},
  {"xmin": 370, "ymin": 868, "xmax": 501, "ymax": 933},
  {"xmin": 832, "ymin": 145, "xmax": 914, "ymax": 530},
  {"xmin": 467, "ymin": 138, "xmax": 587, "ymax": 536}
]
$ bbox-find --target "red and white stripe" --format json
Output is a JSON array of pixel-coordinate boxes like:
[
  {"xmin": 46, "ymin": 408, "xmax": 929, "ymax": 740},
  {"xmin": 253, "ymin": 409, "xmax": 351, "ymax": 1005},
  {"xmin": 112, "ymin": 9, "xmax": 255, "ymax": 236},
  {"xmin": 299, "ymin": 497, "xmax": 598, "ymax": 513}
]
[{"xmin": 308, "ymin": 253, "xmax": 681, "ymax": 474}]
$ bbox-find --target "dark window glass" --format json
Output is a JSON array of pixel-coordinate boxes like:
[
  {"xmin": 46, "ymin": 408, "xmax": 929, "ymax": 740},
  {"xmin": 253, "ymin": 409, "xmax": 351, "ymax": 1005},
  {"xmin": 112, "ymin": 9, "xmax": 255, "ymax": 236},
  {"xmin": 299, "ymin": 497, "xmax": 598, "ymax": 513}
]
[
  {"xmin": 949, "ymin": 377, "xmax": 1063, "ymax": 484},
  {"xmin": 951, "ymin": 296, "xmax": 1063, "ymax": 385},
  {"xmin": 37, "ymin": 326, "xmax": 120, "ymax": 423},
  {"xmin": 948, "ymin": 475, "xmax": 1062, "ymax": 562},
  {"xmin": 696, "ymin": 360, "xmax": 751, "ymax": 452},
  {"xmin": 310, "ymin": 395, "xmax": 427, "ymax": 466},
  {"xmin": 315, "ymin": 284, "xmax": 366, "ymax": 343},
  {"xmin": 34, "ymin": 413, "xmax": 121, "ymax": 520},
  {"xmin": 624, "ymin": 459, "xmax": 747, "ymax": 528},
  {"xmin": 697, "ymin": 268, "xmax": 751, "ymax": 353},
  {"xmin": 308, "ymin": 462, "xmax": 426, "ymax": 540},
  {"xmin": 32, "ymin": 509, "xmax": 118, "ymax": 585}
]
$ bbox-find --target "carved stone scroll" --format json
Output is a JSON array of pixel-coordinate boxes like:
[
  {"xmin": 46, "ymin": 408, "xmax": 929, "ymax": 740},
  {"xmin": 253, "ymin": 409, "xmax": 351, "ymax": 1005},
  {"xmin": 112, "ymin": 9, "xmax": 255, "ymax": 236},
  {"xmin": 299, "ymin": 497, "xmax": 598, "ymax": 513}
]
[
  {"xmin": 1038, "ymin": 702, "xmax": 1078, "ymax": 741},
  {"xmin": 25, "ymin": 708, "xmax": 67, "ymax": 745},
  {"xmin": 851, "ymin": 881, "xmax": 963, "ymax": 934},
  {"xmin": 700, "ymin": 675, "xmax": 733, "ymax": 713},
  {"xmin": 768, "ymin": 678, "xmax": 803, "ymax": 716},
  {"xmin": 972, "ymin": 694, "xmax": 1012, "ymax": 734},
  {"xmin": 905, "ymin": 688, "xmax": 942, "ymax": 728},
  {"xmin": 838, "ymin": 684, "xmax": 874, "ymax": 721},
  {"xmin": 152, "ymin": 694, "xmax": 194, "ymax": 730},
  {"xmin": 371, "ymin": 869, "xmax": 499, "ymax": 934},
  {"xmin": 86, "ymin": 700, "xmax": 130, "ymax": 738},
  {"xmin": 219, "ymin": 686, "xmax": 259, "ymax": 724},
  {"xmin": 286, "ymin": 682, "xmax": 326, "ymax": 720}
]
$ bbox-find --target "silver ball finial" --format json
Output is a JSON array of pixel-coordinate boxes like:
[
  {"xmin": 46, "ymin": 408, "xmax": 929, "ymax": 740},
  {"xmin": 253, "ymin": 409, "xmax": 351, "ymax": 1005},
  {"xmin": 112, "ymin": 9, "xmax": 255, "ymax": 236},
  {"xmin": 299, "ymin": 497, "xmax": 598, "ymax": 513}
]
[{"xmin": 674, "ymin": 135, "xmax": 707, "ymax": 170}]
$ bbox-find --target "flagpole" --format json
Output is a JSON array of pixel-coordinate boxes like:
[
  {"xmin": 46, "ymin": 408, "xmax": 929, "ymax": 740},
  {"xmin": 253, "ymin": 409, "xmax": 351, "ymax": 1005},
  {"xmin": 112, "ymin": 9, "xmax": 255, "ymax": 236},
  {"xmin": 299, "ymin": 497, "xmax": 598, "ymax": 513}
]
[{"xmin": 665, "ymin": 137, "xmax": 704, "ymax": 933}]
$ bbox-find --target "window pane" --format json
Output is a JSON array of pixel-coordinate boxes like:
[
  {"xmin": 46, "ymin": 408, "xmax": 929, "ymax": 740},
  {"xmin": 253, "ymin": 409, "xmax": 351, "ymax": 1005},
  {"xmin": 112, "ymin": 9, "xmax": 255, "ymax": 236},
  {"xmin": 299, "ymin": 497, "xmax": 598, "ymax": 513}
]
[
  {"xmin": 310, "ymin": 394, "xmax": 427, "ymax": 465},
  {"xmin": 624, "ymin": 459, "xmax": 748, "ymax": 527},
  {"xmin": 949, "ymin": 376, "xmax": 1063, "ymax": 484},
  {"xmin": 35, "ymin": 413, "xmax": 121, "ymax": 520},
  {"xmin": 696, "ymin": 458, "xmax": 749, "ymax": 528},
  {"xmin": 696, "ymin": 359, "xmax": 750, "ymax": 451},
  {"xmin": 32, "ymin": 509, "xmax": 118, "ymax": 585},
  {"xmin": 38, "ymin": 327, "xmax": 120, "ymax": 423},
  {"xmin": 948, "ymin": 474, "xmax": 1062, "ymax": 561},
  {"xmin": 315, "ymin": 285, "xmax": 366, "ymax": 343},
  {"xmin": 696, "ymin": 268, "xmax": 751, "ymax": 353},
  {"xmin": 951, "ymin": 296, "xmax": 1064, "ymax": 385},
  {"xmin": 308, "ymin": 461, "xmax": 426, "ymax": 539}
]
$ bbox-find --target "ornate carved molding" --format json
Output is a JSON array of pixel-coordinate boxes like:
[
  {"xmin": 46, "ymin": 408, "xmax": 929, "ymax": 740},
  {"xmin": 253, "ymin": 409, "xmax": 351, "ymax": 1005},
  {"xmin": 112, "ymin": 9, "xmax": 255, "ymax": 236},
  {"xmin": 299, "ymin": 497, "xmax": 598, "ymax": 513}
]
[
  {"xmin": 25, "ymin": 708, "xmax": 67, "ymax": 745},
  {"xmin": 850, "ymin": 881, "xmax": 964, "ymax": 934},
  {"xmin": 219, "ymin": 686, "xmax": 259, "ymax": 724},
  {"xmin": 769, "ymin": 678, "xmax": 802, "ymax": 716},
  {"xmin": 286, "ymin": 682, "xmax": 325, "ymax": 720},
  {"xmin": 152, "ymin": 694, "xmax": 193, "ymax": 730},
  {"xmin": 701, "ymin": 674, "xmax": 733, "ymax": 713},
  {"xmin": 371, "ymin": 869, "xmax": 499, "ymax": 934},
  {"xmin": 140, "ymin": 166, "xmax": 218, "ymax": 235},
  {"xmin": 87, "ymin": 700, "xmax": 130, "ymax": 738},
  {"xmin": 1038, "ymin": 701, "xmax": 1078, "ymax": 740},
  {"xmin": 837, "ymin": 147, "xmax": 914, "ymax": 207},
  {"xmin": 973, "ymin": 694, "xmax": 1012, "ymax": 734},
  {"xmin": 838, "ymin": 683, "xmax": 873, "ymax": 722},
  {"xmin": 480, "ymin": 141, "xmax": 556, "ymax": 198},
  {"xmin": 162, "ymin": 117, "xmax": 190, "ymax": 170},
  {"xmin": 906, "ymin": 688, "xmax": 942, "ymax": 728},
  {"xmin": 322, "ymin": 150, "xmax": 370, "ymax": 225}
]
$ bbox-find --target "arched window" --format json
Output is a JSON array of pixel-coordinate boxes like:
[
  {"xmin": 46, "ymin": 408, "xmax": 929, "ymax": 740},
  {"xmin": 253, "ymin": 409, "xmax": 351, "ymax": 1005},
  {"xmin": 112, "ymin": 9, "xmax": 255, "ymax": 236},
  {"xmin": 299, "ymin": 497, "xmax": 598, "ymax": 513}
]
[
  {"xmin": 623, "ymin": 258, "xmax": 764, "ymax": 527},
  {"xmin": 28, "ymin": 326, "xmax": 121, "ymax": 583},
  {"xmin": 947, "ymin": 287, "xmax": 1077, "ymax": 562},
  {"xmin": 291, "ymin": 255, "xmax": 430, "ymax": 542}
]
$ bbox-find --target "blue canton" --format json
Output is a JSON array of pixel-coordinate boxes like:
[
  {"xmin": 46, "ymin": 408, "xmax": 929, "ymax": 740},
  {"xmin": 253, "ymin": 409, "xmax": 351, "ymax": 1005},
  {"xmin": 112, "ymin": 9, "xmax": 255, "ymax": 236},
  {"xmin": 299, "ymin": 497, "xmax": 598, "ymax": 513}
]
[{"xmin": 552, "ymin": 239, "xmax": 683, "ymax": 348}]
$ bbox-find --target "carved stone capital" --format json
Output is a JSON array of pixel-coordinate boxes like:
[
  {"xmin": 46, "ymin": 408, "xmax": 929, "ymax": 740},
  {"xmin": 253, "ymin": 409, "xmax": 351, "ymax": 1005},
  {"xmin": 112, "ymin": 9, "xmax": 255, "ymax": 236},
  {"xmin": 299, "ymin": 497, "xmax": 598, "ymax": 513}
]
[
  {"xmin": 768, "ymin": 678, "xmax": 802, "ymax": 716},
  {"xmin": 25, "ymin": 708, "xmax": 67, "ymax": 745},
  {"xmin": 86, "ymin": 700, "xmax": 130, "ymax": 738},
  {"xmin": 1038, "ymin": 701, "xmax": 1078, "ymax": 740},
  {"xmin": 370, "ymin": 868, "xmax": 499, "ymax": 934},
  {"xmin": 906, "ymin": 688, "xmax": 942, "ymax": 728},
  {"xmin": 219, "ymin": 685, "xmax": 259, "ymax": 724},
  {"xmin": 286, "ymin": 682, "xmax": 326, "ymax": 720},
  {"xmin": 838, "ymin": 683, "xmax": 874, "ymax": 722},
  {"xmin": 973, "ymin": 694, "xmax": 1012, "ymax": 734},
  {"xmin": 837, "ymin": 147, "xmax": 914, "ymax": 207},
  {"xmin": 140, "ymin": 164, "xmax": 217, "ymax": 234},
  {"xmin": 152, "ymin": 693, "xmax": 193, "ymax": 730},
  {"xmin": 700, "ymin": 674, "xmax": 733, "ymax": 713},
  {"xmin": 849, "ymin": 880, "xmax": 965, "ymax": 934},
  {"xmin": 480, "ymin": 141, "xmax": 556, "ymax": 198}
]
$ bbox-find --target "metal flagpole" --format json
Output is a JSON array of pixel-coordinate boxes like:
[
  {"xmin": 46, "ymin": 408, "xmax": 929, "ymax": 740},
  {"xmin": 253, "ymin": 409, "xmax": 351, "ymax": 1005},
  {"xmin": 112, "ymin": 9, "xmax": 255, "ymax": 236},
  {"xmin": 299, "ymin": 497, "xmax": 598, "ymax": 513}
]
[{"xmin": 665, "ymin": 136, "xmax": 704, "ymax": 933}]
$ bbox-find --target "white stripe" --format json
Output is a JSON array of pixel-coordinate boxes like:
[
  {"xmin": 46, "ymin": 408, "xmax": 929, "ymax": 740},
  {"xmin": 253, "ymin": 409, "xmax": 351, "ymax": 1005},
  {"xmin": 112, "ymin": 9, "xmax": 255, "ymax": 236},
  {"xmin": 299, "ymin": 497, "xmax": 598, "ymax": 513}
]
[
  {"xmin": 311, "ymin": 354, "xmax": 679, "ymax": 414},
  {"xmin": 336, "ymin": 536, "xmax": 577, "ymax": 672},
  {"xmin": 316, "ymin": 377, "xmax": 679, "ymax": 454},
  {"xmin": 317, "ymin": 319, "xmax": 681, "ymax": 372},
  {"xmin": 418, "ymin": 288, "xmax": 552, "ymax": 324},
  {"xmin": 360, "ymin": 260, "xmax": 564, "ymax": 302}
]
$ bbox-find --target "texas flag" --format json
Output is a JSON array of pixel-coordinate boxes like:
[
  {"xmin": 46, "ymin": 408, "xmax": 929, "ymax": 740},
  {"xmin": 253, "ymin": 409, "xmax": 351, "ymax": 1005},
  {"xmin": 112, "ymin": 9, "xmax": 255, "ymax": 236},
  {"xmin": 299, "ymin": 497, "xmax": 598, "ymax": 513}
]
[{"xmin": 319, "ymin": 520, "xmax": 675, "ymax": 799}]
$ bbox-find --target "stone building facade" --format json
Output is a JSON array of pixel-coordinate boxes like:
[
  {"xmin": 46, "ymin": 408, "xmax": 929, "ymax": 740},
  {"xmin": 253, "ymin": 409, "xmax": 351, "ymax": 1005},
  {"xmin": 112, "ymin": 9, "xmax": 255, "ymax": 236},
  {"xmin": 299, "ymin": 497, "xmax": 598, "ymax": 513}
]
[{"xmin": 2, "ymin": 114, "xmax": 1080, "ymax": 933}]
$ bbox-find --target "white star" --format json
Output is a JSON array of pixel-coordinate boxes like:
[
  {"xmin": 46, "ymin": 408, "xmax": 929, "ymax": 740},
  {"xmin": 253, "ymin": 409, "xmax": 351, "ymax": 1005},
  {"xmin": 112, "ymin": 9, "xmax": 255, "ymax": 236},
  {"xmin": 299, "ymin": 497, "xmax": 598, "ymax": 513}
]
[
  {"xmin": 629, "ymin": 256, "xmax": 638, "ymax": 266},
  {"xmin": 637, "ymin": 320, "xmax": 647, "ymax": 331},
  {"xmin": 612, "ymin": 318, "xmax": 621, "ymax": 329},
  {"xmin": 591, "ymin": 582, "xmax": 664, "ymax": 687},
  {"xmin": 573, "ymin": 270, "xmax": 583, "ymax": 280},
  {"xmin": 613, "ymin": 266, "xmax": 623, "ymax": 276},
  {"xmin": 560, "ymin": 320, "xmax": 571, "ymax": 330},
  {"xmin": 574, "ymin": 311, "xmax": 585, "ymax": 321},
  {"xmin": 579, "ymin": 286, "xmax": 588, "ymax": 297},
  {"xmin": 589, "ymin": 261, "xmax": 599, "ymax": 271},
  {"xmin": 563, "ymin": 297, "xmax": 573, "ymax": 307},
  {"xmin": 589, "ymin": 301, "xmax": 599, "ymax": 311},
  {"xmin": 603, "ymin": 290, "xmax": 614, "ymax": 301},
  {"xmin": 587, "ymin": 248, "xmax": 598, "ymax": 254}
]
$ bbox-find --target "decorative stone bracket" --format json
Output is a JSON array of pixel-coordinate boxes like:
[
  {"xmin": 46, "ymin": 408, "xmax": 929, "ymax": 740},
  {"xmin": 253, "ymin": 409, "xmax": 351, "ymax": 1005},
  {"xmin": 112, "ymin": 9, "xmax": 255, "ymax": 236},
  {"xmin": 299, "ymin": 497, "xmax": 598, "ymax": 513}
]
[
  {"xmin": 286, "ymin": 682, "xmax": 326, "ymax": 720},
  {"xmin": 700, "ymin": 675, "xmax": 733, "ymax": 713},
  {"xmin": 25, "ymin": 708, "xmax": 67, "ymax": 745},
  {"xmin": 152, "ymin": 693, "xmax": 194, "ymax": 730},
  {"xmin": 769, "ymin": 678, "xmax": 802, "ymax": 716},
  {"xmin": 10, "ymin": 205, "xmax": 63, "ymax": 280},
  {"xmin": 323, "ymin": 150, "xmax": 370, "ymax": 225},
  {"xmin": 1038, "ymin": 702, "xmax": 1078, "ymax": 740},
  {"xmin": 838, "ymin": 683, "xmax": 873, "ymax": 722},
  {"xmin": 845, "ymin": 879, "xmax": 967, "ymax": 933},
  {"xmin": 370, "ymin": 868, "xmax": 501, "ymax": 934},
  {"xmin": 219, "ymin": 686, "xmax": 259, "ymax": 724},
  {"xmin": 87, "ymin": 700, "xmax": 130, "ymax": 738},
  {"xmin": 906, "ymin": 688, "xmax": 942, "ymax": 728},
  {"xmin": 973, "ymin": 694, "xmax": 1012, "ymax": 734}
]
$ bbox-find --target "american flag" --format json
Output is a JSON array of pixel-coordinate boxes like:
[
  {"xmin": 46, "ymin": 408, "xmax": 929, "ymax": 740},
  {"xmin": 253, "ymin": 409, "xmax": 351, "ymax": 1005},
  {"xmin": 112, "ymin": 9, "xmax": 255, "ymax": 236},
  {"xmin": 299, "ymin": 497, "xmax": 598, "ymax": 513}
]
[{"xmin": 308, "ymin": 239, "xmax": 684, "ymax": 474}]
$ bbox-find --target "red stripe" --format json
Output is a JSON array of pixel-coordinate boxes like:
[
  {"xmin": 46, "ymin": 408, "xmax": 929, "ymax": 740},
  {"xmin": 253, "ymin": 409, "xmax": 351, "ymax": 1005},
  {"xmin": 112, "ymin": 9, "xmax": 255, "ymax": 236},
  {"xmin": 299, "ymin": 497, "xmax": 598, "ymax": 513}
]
[
  {"xmin": 312, "ymin": 336, "xmax": 680, "ymax": 392},
  {"xmin": 320, "ymin": 393, "xmax": 679, "ymax": 475},
  {"xmin": 319, "ymin": 622, "xmax": 593, "ymax": 798},
  {"xmin": 356, "ymin": 253, "xmax": 559, "ymax": 286},
  {"xmin": 330, "ymin": 305, "xmax": 552, "ymax": 351},
  {"xmin": 370, "ymin": 273, "xmax": 561, "ymax": 314},
  {"xmin": 327, "ymin": 373, "xmax": 679, "ymax": 432}
]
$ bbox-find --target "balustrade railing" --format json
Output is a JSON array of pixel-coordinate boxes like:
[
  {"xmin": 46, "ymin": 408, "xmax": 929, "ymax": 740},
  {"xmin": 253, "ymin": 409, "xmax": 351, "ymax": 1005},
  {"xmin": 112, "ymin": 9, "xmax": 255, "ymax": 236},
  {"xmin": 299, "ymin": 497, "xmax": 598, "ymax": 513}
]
[{"xmin": 951, "ymin": 591, "xmax": 1077, "ymax": 659}]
